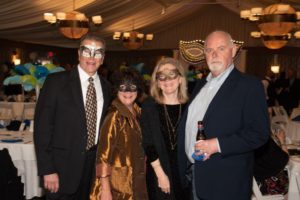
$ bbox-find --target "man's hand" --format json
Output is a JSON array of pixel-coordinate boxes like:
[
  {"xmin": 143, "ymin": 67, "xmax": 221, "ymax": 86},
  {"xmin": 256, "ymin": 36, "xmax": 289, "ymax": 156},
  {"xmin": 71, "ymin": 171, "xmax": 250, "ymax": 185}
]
[
  {"xmin": 44, "ymin": 173, "xmax": 59, "ymax": 193},
  {"xmin": 195, "ymin": 138, "xmax": 219, "ymax": 161}
]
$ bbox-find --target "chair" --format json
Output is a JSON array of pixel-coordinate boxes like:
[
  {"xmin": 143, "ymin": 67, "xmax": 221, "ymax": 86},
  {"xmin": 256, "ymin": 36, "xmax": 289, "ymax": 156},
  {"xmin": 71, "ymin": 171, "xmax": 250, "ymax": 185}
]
[
  {"xmin": 271, "ymin": 115, "xmax": 288, "ymax": 132},
  {"xmin": 252, "ymin": 177, "xmax": 285, "ymax": 200},
  {"xmin": 271, "ymin": 115, "xmax": 291, "ymax": 145},
  {"xmin": 0, "ymin": 102, "xmax": 13, "ymax": 120},
  {"xmin": 23, "ymin": 103, "xmax": 36, "ymax": 120},
  {"xmin": 290, "ymin": 108, "xmax": 300, "ymax": 120},
  {"xmin": 272, "ymin": 106, "xmax": 289, "ymax": 121}
]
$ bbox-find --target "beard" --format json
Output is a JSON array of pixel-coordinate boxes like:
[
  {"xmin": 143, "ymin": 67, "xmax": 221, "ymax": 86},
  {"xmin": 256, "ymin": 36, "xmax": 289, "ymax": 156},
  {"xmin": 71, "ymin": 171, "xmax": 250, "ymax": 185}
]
[{"xmin": 208, "ymin": 61, "xmax": 224, "ymax": 73}]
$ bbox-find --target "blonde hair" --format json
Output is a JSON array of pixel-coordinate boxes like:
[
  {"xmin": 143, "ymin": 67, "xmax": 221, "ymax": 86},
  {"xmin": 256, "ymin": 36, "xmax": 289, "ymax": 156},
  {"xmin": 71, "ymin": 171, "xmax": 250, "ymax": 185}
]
[{"xmin": 150, "ymin": 57, "xmax": 188, "ymax": 104}]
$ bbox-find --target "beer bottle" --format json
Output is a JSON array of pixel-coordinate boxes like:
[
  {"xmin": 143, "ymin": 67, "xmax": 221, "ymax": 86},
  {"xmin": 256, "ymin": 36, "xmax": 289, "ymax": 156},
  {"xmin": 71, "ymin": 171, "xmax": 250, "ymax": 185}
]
[{"xmin": 192, "ymin": 121, "xmax": 206, "ymax": 161}]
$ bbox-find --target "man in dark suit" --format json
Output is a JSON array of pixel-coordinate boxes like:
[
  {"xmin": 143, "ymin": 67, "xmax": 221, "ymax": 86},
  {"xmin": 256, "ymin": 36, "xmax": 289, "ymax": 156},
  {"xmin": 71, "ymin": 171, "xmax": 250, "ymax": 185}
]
[
  {"xmin": 34, "ymin": 34, "xmax": 111, "ymax": 200},
  {"xmin": 177, "ymin": 31, "xmax": 269, "ymax": 200}
]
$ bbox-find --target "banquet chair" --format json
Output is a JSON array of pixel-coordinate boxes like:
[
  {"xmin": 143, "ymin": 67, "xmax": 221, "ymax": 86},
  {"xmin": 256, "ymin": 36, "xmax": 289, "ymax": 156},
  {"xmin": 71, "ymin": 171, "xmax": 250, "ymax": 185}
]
[
  {"xmin": 252, "ymin": 178, "xmax": 285, "ymax": 200},
  {"xmin": 0, "ymin": 102, "xmax": 13, "ymax": 120},
  {"xmin": 23, "ymin": 103, "xmax": 36, "ymax": 120},
  {"xmin": 271, "ymin": 115, "xmax": 288, "ymax": 131},
  {"xmin": 271, "ymin": 116, "xmax": 292, "ymax": 144},
  {"xmin": 272, "ymin": 106, "xmax": 289, "ymax": 121},
  {"xmin": 290, "ymin": 108, "xmax": 300, "ymax": 120}
]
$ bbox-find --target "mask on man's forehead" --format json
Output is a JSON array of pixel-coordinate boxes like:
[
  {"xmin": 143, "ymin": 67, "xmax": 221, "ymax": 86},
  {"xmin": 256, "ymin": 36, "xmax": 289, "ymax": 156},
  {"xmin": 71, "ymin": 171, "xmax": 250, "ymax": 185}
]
[{"xmin": 80, "ymin": 45, "xmax": 104, "ymax": 59}]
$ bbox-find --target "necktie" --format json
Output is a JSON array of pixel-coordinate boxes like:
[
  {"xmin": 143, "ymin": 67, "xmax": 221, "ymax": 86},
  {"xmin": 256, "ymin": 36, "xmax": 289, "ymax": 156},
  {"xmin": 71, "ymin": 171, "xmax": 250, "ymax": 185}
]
[{"xmin": 86, "ymin": 77, "xmax": 97, "ymax": 150}]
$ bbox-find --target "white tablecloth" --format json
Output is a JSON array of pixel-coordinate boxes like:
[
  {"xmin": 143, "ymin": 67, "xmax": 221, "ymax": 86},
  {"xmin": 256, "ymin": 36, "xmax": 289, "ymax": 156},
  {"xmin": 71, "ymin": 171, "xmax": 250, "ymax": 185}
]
[
  {"xmin": 288, "ymin": 156, "xmax": 300, "ymax": 200},
  {"xmin": 0, "ymin": 130, "xmax": 43, "ymax": 199}
]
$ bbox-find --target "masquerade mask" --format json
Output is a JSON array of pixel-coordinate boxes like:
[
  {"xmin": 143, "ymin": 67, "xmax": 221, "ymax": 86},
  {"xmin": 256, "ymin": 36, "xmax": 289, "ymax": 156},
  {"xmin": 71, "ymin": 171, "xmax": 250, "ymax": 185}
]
[
  {"xmin": 156, "ymin": 69, "xmax": 180, "ymax": 81},
  {"xmin": 118, "ymin": 84, "xmax": 138, "ymax": 92},
  {"xmin": 80, "ymin": 45, "xmax": 104, "ymax": 59}
]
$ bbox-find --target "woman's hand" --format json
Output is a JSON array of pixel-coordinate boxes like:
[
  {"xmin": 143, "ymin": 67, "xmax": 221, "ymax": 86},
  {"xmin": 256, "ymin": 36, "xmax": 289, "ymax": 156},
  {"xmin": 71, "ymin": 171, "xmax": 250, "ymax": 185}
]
[
  {"xmin": 151, "ymin": 159, "xmax": 170, "ymax": 194},
  {"xmin": 100, "ymin": 189, "xmax": 112, "ymax": 200},
  {"xmin": 99, "ymin": 176, "xmax": 112, "ymax": 200},
  {"xmin": 157, "ymin": 171, "xmax": 170, "ymax": 193}
]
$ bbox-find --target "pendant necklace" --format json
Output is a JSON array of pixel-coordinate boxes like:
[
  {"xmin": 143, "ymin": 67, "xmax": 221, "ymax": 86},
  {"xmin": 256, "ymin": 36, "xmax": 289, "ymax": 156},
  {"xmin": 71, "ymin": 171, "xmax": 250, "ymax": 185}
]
[{"xmin": 163, "ymin": 104, "xmax": 182, "ymax": 150}]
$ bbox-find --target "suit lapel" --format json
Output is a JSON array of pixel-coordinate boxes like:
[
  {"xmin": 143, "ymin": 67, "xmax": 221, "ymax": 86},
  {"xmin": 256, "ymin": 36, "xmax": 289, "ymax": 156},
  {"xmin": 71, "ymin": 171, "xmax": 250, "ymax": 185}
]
[
  {"xmin": 70, "ymin": 68, "xmax": 87, "ymax": 125},
  {"xmin": 203, "ymin": 68, "xmax": 241, "ymax": 122}
]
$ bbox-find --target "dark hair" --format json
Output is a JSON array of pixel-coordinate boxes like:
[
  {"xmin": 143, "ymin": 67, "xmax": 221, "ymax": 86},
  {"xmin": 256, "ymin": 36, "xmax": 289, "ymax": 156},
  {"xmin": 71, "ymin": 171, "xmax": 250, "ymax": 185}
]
[
  {"xmin": 80, "ymin": 34, "xmax": 106, "ymax": 50},
  {"xmin": 111, "ymin": 68, "xmax": 145, "ymax": 98}
]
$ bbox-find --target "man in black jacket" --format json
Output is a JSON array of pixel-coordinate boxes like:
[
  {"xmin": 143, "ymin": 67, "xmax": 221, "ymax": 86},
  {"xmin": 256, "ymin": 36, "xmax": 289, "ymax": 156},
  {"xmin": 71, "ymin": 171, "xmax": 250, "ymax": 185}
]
[{"xmin": 34, "ymin": 34, "xmax": 111, "ymax": 200}]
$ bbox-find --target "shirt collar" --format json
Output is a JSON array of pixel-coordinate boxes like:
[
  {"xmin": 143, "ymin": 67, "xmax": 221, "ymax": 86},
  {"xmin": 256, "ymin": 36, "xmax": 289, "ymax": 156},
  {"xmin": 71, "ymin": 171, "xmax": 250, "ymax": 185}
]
[
  {"xmin": 206, "ymin": 64, "xmax": 234, "ymax": 83},
  {"xmin": 77, "ymin": 65, "xmax": 99, "ymax": 82}
]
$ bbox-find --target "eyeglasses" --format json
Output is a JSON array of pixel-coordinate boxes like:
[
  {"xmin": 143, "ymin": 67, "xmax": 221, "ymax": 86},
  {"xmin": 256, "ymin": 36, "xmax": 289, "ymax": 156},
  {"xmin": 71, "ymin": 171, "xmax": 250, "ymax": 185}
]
[
  {"xmin": 118, "ymin": 84, "xmax": 138, "ymax": 92},
  {"xmin": 156, "ymin": 69, "xmax": 180, "ymax": 81},
  {"xmin": 79, "ymin": 45, "xmax": 104, "ymax": 59}
]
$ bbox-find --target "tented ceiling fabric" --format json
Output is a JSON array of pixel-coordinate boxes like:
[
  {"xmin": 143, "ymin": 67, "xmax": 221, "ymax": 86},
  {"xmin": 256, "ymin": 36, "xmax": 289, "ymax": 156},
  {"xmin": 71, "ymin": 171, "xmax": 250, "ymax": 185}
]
[{"xmin": 0, "ymin": 0, "xmax": 299, "ymax": 49}]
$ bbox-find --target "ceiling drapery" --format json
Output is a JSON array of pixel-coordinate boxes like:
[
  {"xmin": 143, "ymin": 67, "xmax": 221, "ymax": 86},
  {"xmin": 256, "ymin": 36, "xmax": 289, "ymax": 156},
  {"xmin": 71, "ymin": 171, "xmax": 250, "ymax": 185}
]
[{"xmin": 0, "ymin": 0, "xmax": 299, "ymax": 50}]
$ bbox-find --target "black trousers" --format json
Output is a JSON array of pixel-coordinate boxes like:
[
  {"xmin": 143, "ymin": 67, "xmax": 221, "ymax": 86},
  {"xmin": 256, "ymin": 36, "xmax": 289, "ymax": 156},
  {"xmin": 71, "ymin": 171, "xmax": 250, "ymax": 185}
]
[{"xmin": 46, "ymin": 147, "xmax": 97, "ymax": 200}]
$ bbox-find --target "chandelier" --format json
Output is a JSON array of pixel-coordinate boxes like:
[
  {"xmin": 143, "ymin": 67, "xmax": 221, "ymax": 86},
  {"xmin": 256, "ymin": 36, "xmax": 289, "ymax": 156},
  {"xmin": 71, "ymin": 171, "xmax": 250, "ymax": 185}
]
[
  {"xmin": 113, "ymin": 31, "xmax": 154, "ymax": 50},
  {"xmin": 43, "ymin": 0, "xmax": 102, "ymax": 39},
  {"xmin": 240, "ymin": 3, "xmax": 300, "ymax": 49}
]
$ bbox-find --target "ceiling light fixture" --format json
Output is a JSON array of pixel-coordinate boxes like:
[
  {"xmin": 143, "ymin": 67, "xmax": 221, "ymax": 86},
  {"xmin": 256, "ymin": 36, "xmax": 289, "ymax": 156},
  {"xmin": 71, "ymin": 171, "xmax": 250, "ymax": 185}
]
[
  {"xmin": 113, "ymin": 22, "xmax": 153, "ymax": 50},
  {"xmin": 43, "ymin": 0, "xmax": 102, "ymax": 39},
  {"xmin": 240, "ymin": 3, "xmax": 300, "ymax": 49}
]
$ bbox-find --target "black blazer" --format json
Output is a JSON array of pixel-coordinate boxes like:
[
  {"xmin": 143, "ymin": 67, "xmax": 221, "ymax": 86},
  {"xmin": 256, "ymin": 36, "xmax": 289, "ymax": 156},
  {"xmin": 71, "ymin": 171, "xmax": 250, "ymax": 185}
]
[
  {"xmin": 34, "ymin": 67, "xmax": 111, "ymax": 194},
  {"xmin": 177, "ymin": 68, "xmax": 269, "ymax": 200}
]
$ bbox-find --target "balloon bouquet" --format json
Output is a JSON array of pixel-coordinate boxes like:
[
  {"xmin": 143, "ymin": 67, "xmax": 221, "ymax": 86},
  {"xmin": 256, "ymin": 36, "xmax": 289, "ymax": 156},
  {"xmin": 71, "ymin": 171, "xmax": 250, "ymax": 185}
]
[{"xmin": 3, "ymin": 63, "xmax": 65, "ymax": 101}]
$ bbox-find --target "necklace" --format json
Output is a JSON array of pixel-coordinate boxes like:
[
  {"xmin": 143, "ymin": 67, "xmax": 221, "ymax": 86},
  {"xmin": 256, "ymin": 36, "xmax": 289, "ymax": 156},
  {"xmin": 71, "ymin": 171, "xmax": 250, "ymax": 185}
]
[{"xmin": 163, "ymin": 104, "xmax": 182, "ymax": 150}]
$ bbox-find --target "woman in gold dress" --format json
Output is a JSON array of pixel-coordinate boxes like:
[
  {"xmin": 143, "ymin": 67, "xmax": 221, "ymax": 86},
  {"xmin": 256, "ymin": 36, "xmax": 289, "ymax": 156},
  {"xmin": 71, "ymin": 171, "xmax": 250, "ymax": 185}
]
[{"xmin": 90, "ymin": 68, "xmax": 148, "ymax": 200}]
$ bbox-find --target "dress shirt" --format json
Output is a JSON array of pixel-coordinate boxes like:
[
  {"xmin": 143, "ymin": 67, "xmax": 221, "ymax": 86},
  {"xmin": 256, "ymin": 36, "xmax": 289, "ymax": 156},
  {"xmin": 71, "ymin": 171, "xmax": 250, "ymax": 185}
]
[
  {"xmin": 78, "ymin": 65, "xmax": 103, "ymax": 145},
  {"xmin": 185, "ymin": 64, "xmax": 234, "ymax": 163}
]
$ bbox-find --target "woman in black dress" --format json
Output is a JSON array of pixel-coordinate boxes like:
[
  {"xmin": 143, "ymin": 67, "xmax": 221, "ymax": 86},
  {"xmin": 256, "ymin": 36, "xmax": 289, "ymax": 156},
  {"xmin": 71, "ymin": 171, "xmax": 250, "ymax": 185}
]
[{"xmin": 141, "ymin": 57, "xmax": 189, "ymax": 200}]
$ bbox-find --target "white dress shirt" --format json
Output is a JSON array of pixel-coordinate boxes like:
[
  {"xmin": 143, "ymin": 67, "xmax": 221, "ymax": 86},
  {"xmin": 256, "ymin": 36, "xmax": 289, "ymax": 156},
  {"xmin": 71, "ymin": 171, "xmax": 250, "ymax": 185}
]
[
  {"xmin": 78, "ymin": 65, "xmax": 103, "ymax": 145},
  {"xmin": 185, "ymin": 64, "xmax": 234, "ymax": 163}
]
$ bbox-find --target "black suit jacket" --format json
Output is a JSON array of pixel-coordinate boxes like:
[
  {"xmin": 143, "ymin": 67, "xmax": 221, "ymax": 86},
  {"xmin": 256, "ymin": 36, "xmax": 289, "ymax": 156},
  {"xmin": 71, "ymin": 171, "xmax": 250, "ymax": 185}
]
[
  {"xmin": 177, "ymin": 68, "xmax": 269, "ymax": 200},
  {"xmin": 34, "ymin": 67, "xmax": 111, "ymax": 194}
]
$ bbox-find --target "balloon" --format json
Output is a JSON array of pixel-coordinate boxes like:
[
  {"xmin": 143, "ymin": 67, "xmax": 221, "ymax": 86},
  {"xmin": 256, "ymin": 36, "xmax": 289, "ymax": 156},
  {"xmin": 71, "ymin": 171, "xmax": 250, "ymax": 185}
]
[
  {"xmin": 4, "ymin": 64, "xmax": 65, "ymax": 91},
  {"xmin": 3, "ymin": 75, "xmax": 22, "ymax": 85},
  {"xmin": 49, "ymin": 66, "xmax": 65, "ymax": 73},
  {"xmin": 34, "ymin": 66, "xmax": 49, "ymax": 79},
  {"xmin": 28, "ymin": 65, "xmax": 36, "ymax": 75},
  {"xmin": 15, "ymin": 65, "xmax": 30, "ymax": 75},
  {"xmin": 22, "ymin": 84, "xmax": 34, "ymax": 91},
  {"xmin": 24, "ymin": 63, "xmax": 35, "ymax": 70},
  {"xmin": 37, "ymin": 76, "xmax": 47, "ymax": 87},
  {"xmin": 20, "ymin": 75, "xmax": 37, "ymax": 87},
  {"xmin": 44, "ymin": 63, "xmax": 56, "ymax": 70}
]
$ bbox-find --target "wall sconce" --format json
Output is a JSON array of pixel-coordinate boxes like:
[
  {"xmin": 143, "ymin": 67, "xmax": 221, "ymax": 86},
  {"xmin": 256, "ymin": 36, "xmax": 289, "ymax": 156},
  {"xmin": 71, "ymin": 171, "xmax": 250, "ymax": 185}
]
[{"xmin": 271, "ymin": 65, "xmax": 280, "ymax": 74}]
